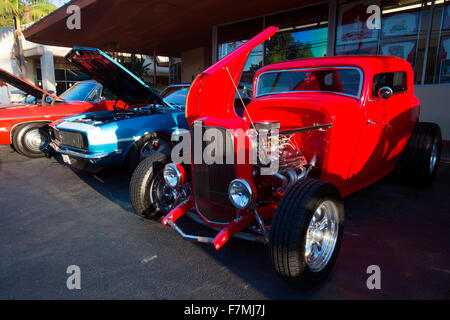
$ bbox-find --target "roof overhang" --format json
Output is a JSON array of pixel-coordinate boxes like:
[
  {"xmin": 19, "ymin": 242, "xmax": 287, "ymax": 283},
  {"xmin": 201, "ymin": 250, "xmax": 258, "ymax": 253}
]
[{"xmin": 23, "ymin": 0, "xmax": 316, "ymax": 56}]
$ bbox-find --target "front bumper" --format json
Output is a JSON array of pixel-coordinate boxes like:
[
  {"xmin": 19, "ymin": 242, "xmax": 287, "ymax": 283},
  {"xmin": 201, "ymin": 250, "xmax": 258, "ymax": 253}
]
[
  {"xmin": 50, "ymin": 141, "xmax": 117, "ymax": 160},
  {"xmin": 162, "ymin": 198, "xmax": 275, "ymax": 249}
]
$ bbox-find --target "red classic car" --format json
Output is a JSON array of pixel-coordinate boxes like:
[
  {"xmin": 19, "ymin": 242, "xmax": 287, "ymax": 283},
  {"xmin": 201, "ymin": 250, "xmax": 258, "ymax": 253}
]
[
  {"xmin": 130, "ymin": 27, "xmax": 442, "ymax": 288},
  {"xmin": 0, "ymin": 68, "xmax": 125, "ymax": 158}
]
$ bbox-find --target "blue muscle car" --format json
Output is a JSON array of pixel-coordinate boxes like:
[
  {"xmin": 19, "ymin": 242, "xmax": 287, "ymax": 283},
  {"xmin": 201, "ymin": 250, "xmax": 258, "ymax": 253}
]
[{"xmin": 49, "ymin": 47, "xmax": 189, "ymax": 171}]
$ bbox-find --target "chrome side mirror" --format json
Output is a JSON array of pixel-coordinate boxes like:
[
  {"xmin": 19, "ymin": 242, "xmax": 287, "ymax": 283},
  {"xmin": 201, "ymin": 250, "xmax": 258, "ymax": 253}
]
[{"xmin": 378, "ymin": 86, "xmax": 393, "ymax": 100}]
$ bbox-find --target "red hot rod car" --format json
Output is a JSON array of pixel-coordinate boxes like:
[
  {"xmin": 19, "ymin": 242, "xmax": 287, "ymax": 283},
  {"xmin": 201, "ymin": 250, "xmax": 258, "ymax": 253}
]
[{"xmin": 130, "ymin": 27, "xmax": 442, "ymax": 288}]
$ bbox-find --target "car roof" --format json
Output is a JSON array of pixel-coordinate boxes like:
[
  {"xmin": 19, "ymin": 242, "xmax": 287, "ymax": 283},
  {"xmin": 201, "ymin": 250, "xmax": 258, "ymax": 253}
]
[{"xmin": 255, "ymin": 56, "xmax": 413, "ymax": 78}]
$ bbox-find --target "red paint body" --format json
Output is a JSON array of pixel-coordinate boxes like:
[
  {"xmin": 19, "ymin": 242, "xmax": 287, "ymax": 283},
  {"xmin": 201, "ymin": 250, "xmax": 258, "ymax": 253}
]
[
  {"xmin": 0, "ymin": 100, "xmax": 126, "ymax": 145},
  {"xmin": 0, "ymin": 67, "xmax": 127, "ymax": 146},
  {"xmin": 162, "ymin": 27, "xmax": 420, "ymax": 247}
]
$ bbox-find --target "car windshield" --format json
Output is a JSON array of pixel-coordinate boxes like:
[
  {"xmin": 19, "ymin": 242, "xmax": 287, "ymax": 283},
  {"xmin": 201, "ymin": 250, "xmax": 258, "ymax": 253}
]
[
  {"xmin": 256, "ymin": 68, "xmax": 361, "ymax": 98},
  {"xmin": 59, "ymin": 81, "xmax": 98, "ymax": 102},
  {"xmin": 160, "ymin": 86, "xmax": 188, "ymax": 108}
]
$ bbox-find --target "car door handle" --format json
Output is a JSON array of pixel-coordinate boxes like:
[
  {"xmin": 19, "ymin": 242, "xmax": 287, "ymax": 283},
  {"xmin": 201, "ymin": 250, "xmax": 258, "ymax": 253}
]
[{"xmin": 367, "ymin": 119, "xmax": 380, "ymax": 125}]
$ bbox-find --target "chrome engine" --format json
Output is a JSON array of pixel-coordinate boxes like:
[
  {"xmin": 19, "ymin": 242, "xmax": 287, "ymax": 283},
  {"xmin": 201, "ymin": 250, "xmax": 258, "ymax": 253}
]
[{"xmin": 252, "ymin": 121, "xmax": 317, "ymax": 194}]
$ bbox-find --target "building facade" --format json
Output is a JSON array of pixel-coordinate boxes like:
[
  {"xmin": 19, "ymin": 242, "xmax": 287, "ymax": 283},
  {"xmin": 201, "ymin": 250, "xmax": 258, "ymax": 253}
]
[
  {"xmin": 180, "ymin": 0, "xmax": 450, "ymax": 140},
  {"xmin": 0, "ymin": 26, "xmax": 170, "ymax": 104},
  {"xmin": 18, "ymin": 0, "xmax": 450, "ymax": 140}
]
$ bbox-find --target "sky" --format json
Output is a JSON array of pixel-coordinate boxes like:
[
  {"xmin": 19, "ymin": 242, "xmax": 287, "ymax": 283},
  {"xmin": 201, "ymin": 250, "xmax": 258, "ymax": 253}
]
[{"xmin": 47, "ymin": 0, "xmax": 71, "ymax": 8}]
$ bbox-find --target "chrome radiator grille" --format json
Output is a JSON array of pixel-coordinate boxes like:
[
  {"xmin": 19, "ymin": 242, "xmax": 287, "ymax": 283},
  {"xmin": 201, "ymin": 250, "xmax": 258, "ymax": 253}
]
[{"xmin": 191, "ymin": 125, "xmax": 237, "ymax": 224}]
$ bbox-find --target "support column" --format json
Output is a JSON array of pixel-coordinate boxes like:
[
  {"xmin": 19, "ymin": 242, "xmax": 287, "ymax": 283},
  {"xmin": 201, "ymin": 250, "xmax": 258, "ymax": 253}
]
[
  {"xmin": 153, "ymin": 45, "xmax": 157, "ymax": 85},
  {"xmin": 40, "ymin": 45, "xmax": 56, "ymax": 94},
  {"xmin": 212, "ymin": 25, "xmax": 218, "ymax": 64},
  {"xmin": 327, "ymin": 0, "xmax": 337, "ymax": 57}
]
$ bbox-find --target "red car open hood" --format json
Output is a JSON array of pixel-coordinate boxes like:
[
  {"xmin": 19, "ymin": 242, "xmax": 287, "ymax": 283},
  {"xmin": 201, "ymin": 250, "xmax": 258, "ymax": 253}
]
[
  {"xmin": 185, "ymin": 27, "xmax": 278, "ymax": 126},
  {"xmin": 0, "ymin": 68, "xmax": 63, "ymax": 103}
]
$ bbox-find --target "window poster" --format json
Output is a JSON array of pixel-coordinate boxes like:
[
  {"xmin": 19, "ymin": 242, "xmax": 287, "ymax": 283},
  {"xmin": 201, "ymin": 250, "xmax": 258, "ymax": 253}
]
[
  {"xmin": 380, "ymin": 40, "xmax": 416, "ymax": 66},
  {"xmin": 336, "ymin": 0, "xmax": 381, "ymax": 46},
  {"xmin": 438, "ymin": 35, "xmax": 450, "ymax": 83},
  {"xmin": 439, "ymin": 59, "xmax": 450, "ymax": 83},
  {"xmin": 443, "ymin": 4, "xmax": 450, "ymax": 31},
  {"xmin": 336, "ymin": 41, "xmax": 378, "ymax": 56},
  {"xmin": 382, "ymin": 11, "xmax": 420, "ymax": 38}
]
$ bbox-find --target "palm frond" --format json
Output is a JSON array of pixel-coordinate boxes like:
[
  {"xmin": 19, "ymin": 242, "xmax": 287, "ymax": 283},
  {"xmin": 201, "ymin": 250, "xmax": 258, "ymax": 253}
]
[
  {"xmin": 0, "ymin": 0, "xmax": 20, "ymax": 16},
  {"xmin": 28, "ymin": 2, "xmax": 56, "ymax": 21}
]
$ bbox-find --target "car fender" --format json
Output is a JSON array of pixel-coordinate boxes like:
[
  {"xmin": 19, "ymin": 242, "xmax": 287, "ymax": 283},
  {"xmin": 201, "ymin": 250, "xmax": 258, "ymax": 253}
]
[
  {"xmin": 118, "ymin": 112, "xmax": 186, "ymax": 160},
  {"xmin": 10, "ymin": 120, "xmax": 52, "ymax": 143}
]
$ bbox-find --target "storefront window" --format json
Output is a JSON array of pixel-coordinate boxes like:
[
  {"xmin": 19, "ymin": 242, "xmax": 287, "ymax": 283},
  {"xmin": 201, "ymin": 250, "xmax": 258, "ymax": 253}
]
[
  {"xmin": 264, "ymin": 27, "xmax": 328, "ymax": 64},
  {"xmin": 336, "ymin": 0, "xmax": 381, "ymax": 56},
  {"xmin": 336, "ymin": 0, "xmax": 433, "ymax": 84},
  {"xmin": 424, "ymin": 0, "xmax": 450, "ymax": 84},
  {"xmin": 217, "ymin": 3, "xmax": 328, "ymax": 85},
  {"xmin": 380, "ymin": 2, "xmax": 422, "ymax": 67},
  {"xmin": 218, "ymin": 41, "xmax": 263, "ymax": 84},
  {"xmin": 264, "ymin": 3, "xmax": 328, "ymax": 63},
  {"xmin": 218, "ymin": 17, "xmax": 264, "ymax": 85}
]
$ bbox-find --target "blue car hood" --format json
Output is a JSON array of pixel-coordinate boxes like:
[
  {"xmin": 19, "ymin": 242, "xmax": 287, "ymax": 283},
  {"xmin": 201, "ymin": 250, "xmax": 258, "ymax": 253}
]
[{"xmin": 66, "ymin": 47, "xmax": 169, "ymax": 108}]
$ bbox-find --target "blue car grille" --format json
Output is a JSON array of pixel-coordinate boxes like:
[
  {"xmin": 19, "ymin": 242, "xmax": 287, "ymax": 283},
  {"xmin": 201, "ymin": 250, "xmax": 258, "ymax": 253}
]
[{"xmin": 52, "ymin": 128, "xmax": 88, "ymax": 150}]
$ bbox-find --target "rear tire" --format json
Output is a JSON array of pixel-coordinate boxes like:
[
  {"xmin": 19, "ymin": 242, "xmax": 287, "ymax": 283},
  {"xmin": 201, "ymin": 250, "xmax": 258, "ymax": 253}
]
[
  {"xmin": 398, "ymin": 122, "xmax": 441, "ymax": 185},
  {"xmin": 12, "ymin": 123, "xmax": 50, "ymax": 158},
  {"xmin": 270, "ymin": 179, "xmax": 344, "ymax": 288},
  {"xmin": 129, "ymin": 152, "xmax": 176, "ymax": 220}
]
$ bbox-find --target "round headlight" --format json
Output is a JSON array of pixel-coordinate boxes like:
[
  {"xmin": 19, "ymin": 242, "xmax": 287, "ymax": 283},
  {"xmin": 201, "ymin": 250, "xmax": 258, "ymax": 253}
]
[
  {"xmin": 228, "ymin": 179, "xmax": 255, "ymax": 209},
  {"xmin": 163, "ymin": 163, "xmax": 183, "ymax": 188}
]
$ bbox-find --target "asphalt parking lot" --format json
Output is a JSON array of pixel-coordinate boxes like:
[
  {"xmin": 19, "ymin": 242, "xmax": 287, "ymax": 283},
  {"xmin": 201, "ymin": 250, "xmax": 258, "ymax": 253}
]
[{"xmin": 0, "ymin": 146, "xmax": 449, "ymax": 300}]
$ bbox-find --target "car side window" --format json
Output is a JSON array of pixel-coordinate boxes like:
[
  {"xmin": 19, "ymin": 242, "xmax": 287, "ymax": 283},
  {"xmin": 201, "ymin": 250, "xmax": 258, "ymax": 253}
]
[
  {"xmin": 372, "ymin": 72, "xmax": 407, "ymax": 98},
  {"xmin": 87, "ymin": 85, "xmax": 102, "ymax": 102},
  {"xmin": 101, "ymin": 86, "xmax": 118, "ymax": 101}
]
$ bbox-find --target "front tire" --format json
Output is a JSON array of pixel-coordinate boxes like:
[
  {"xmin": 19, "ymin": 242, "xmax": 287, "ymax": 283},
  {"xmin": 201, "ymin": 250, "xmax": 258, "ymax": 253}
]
[
  {"xmin": 13, "ymin": 123, "xmax": 51, "ymax": 158},
  {"xmin": 398, "ymin": 122, "xmax": 441, "ymax": 185},
  {"xmin": 270, "ymin": 179, "xmax": 344, "ymax": 288},
  {"xmin": 129, "ymin": 152, "xmax": 176, "ymax": 220}
]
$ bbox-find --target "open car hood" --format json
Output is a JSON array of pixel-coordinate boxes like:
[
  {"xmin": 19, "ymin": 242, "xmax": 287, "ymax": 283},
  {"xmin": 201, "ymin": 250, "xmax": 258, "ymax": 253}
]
[
  {"xmin": 66, "ymin": 47, "xmax": 169, "ymax": 107},
  {"xmin": 0, "ymin": 68, "xmax": 63, "ymax": 102},
  {"xmin": 185, "ymin": 26, "xmax": 278, "ymax": 125}
]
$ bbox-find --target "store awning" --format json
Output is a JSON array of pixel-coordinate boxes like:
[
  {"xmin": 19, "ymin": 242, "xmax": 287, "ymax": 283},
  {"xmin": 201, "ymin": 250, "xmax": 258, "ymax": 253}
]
[{"xmin": 23, "ymin": 0, "xmax": 315, "ymax": 56}]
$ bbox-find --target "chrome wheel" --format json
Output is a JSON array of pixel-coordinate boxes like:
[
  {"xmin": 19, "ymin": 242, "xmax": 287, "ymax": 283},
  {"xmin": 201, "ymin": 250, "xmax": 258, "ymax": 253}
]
[
  {"xmin": 23, "ymin": 128, "xmax": 49, "ymax": 153},
  {"xmin": 305, "ymin": 200, "xmax": 339, "ymax": 272},
  {"xmin": 149, "ymin": 170, "xmax": 177, "ymax": 214},
  {"xmin": 430, "ymin": 138, "xmax": 438, "ymax": 174},
  {"xmin": 140, "ymin": 138, "xmax": 171, "ymax": 161}
]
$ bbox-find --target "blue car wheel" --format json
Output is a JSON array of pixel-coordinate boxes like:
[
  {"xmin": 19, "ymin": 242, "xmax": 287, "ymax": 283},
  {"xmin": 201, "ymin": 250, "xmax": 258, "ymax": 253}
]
[{"xmin": 124, "ymin": 133, "xmax": 171, "ymax": 172}]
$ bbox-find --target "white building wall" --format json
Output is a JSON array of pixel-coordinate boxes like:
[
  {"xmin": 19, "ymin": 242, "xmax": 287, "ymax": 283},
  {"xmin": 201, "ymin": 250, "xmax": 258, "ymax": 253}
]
[
  {"xmin": 415, "ymin": 85, "xmax": 450, "ymax": 141},
  {"xmin": 181, "ymin": 47, "xmax": 207, "ymax": 83},
  {"xmin": 0, "ymin": 27, "xmax": 17, "ymax": 104},
  {"xmin": 0, "ymin": 26, "xmax": 71, "ymax": 103}
]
